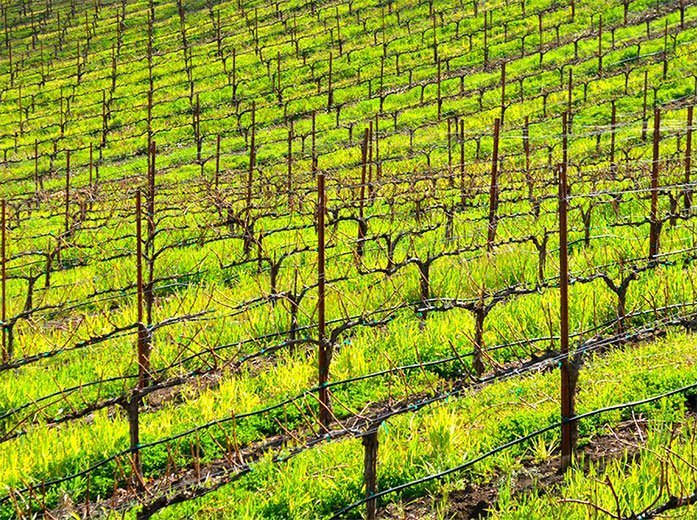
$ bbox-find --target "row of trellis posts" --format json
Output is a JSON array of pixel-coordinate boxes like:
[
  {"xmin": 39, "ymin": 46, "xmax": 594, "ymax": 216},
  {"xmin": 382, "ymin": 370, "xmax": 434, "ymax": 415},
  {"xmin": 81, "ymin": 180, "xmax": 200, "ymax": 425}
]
[{"xmin": 0, "ymin": 101, "xmax": 679, "ymax": 517}]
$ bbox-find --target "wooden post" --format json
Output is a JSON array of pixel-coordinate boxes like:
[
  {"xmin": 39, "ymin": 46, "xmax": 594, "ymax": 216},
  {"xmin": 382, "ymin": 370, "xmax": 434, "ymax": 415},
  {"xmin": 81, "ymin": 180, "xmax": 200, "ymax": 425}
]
[
  {"xmin": 363, "ymin": 430, "xmax": 379, "ymax": 520},
  {"xmin": 486, "ymin": 118, "xmax": 501, "ymax": 251},
  {"xmin": 102, "ymin": 90, "xmax": 107, "ymax": 146},
  {"xmin": 60, "ymin": 92, "xmax": 64, "ymax": 137},
  {"xmin": 277, "ymin": 50, "xmax": 282, "ymax": 104},
  {"xmin": 597, "ymin": 15, "xmax": 603, "ymax": 74},
  {"xmin": 447, "ymin": 118, "xmax": 453, "ymax": 185},
  {"xmin": 131, "ymin": 191, "xmax": 145, "ymax": 487},
  {"xmin": 147, "ymin": 83, "xmax": 153, "ymax": 144},
  {"xmin": 247, "ymin": 103, "xmax": 255, "ymax": 211},
  {"xmin": 610, "ymin": 100, "xmax": 616, "ymax": 174},
  {"xmin": 567, "ymin": 68, "xmax": 573, "ymax": 132},
  {"xmin": 368, "ymin": 121, "xmax": 374, "ymax": 199},
  {"xmin": 111, "ymin": 44, "xmax": 117, "ymax": 92},
  {"xmin": 649, "ymin": 108, "xmax": 661, "ymax": 260},
  {"xmin": 484, "ymin": 12, "xmax": 489, "ymax": 66},
  {"xmin": 685, "ymin": 106, "xmax": 693, "ymax": 212},
  {"xmin": 374, "ymin": 114, "xmax": 381, "ymax": 187},
  {"xmin": 663, "ymin": 20, "xmax": 668, "ymax": 80},
  {"xmin": 146, "ymin": 141, "xmax": 156, "ymax": 326},
  {"xmin": 459, "ymin": 120, "xmax": 465, "ymax": 207},
  {"xmin": 431, "ymin": 8, "xmax": 438, "ymax": 64},
  {"xmin": 500, "ymin": 61, "xmax": 506, "ymax": 126},
  {"xmin": 623, "ymin": 0, "xmax": 629, "ymax": 25},
  {"xmin": 436, "ymin": 58, "xmax": 442, "ymax": 120},
  {"xmin": 136, "ymin": 191, "xmax": 147, "ymax": 384},
  {"xmin": 1, "ymin": 200, "xmax": 6, "ymax": 363},
  {"xmin": 287, "ymin": 122, "xmax": 293, "ymax": 209},
  {"xmin": 524, "ymin": 116, "xmax": 533, "ymax": 200},
  {"xmin": 34, "ymin": 140, "xmax": 40, "ymax": 194},
  {"xmin": 215, "ymin": 134, "xmax": 221, "ymax": 188},
  {"xmin": 18, "ymin": 85, "xmax": 23, "ymax": 135},
  {"xmin": 559, "ymin": 112, "xmax": 576, "ymax": 472},
  {"xmin": 232, "ymin": 47, "xmax": 237, "ymax": 101},
  {"xmin": 336, "ymin": 7, "xmax": 343, "ymax": 55},
  {"xmin": 327, "ymin": 52, "xmax": 333, "ymax": 110},
  {"xmin": 64, "ymin": 151, "xmax": 70, "ymax": 234},
  {"xmin": 357, "ymin": 128, "xmax": 369, "ymax": 259},
  {"xmin": 537, "ymin": 12, "xmax": 543, "ymax": 64},
  {"xmin": 6, "ymin": 27, "xmax": 11, "ymax": 87},
  {"xmin": 316, "ymin": 113, "xmax": 331, "ymax": 429},
  {"xmin": 76, "ymin": 41, "xmax": 81, "ymax": 84},
  {"xmin": 244, "ymin": 103, "xmax": 256, "ymax": 256},
  {"xmin": 642, "ymin": 71, "xmax": 649, "ymax": 141},
  {"xmin": 194, "ymin": 94, "xmax": 201, "ymax": 164}
]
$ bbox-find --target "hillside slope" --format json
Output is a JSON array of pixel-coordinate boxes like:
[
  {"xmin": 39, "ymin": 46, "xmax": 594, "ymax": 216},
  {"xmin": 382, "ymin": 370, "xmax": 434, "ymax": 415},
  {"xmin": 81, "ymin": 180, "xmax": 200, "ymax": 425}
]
[{"xmin": 0, "ymin": 0, "xmax": 695, "ymax": 518}]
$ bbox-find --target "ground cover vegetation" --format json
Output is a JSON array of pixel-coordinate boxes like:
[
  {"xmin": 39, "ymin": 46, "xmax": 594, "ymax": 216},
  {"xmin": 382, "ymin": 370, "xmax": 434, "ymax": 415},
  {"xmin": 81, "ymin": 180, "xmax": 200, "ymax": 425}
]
[{"xmin": 0, "ymin": 0, "xmax": 696, "ymax": 517}]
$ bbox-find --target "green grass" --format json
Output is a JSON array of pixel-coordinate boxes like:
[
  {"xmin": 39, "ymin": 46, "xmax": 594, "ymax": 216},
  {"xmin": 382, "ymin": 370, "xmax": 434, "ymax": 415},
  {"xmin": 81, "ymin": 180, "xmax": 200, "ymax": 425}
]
[{"xmin": 0, "ymin": 0, "xmax": 695, "ymax": 517}]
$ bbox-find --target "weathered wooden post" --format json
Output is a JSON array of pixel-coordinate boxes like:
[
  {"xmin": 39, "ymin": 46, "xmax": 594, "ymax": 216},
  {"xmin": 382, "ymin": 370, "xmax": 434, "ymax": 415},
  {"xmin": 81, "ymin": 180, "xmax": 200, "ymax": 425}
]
[
  {"xmin": 486, "ymin": 118, "xmax": 501, "ymax": 251},
  {"xmin": 64, "ymin": 151, "xmax": 70, "ymax": 234},
  {"xmin": 363, "ymin": 430, "xmax": 379, "ymax": 520},
  {"xmin": 215, "ymin": 134, "xmax": 221, "ymax": 188},
  {"xmin": 1, "ymin": 200, "xmax": 6, "ymax": 363},
  {"xmin": 649, "ymin": 108, "xmax": 661, "ymax": 260},
  {"xmin": 315, "ymin": 113, "xmax": 331, "ymax": 429},
  {"xmin": 287, "ymin": 122, "xmax": 294, "ymax": 210},
  {"xmin": 130, "ymin": 190, "xmax": 146, "ymax": 488},
  {"xmin": 357, "ymin": 128, "xmax": 369, "ymax": 260},
  {"xmin": 559, "ymin": 112, "xmax": 576, "ymax": 472},
  {"xmin": 685, "ymin": 106, "xmax": 693, "ymax": 211}
]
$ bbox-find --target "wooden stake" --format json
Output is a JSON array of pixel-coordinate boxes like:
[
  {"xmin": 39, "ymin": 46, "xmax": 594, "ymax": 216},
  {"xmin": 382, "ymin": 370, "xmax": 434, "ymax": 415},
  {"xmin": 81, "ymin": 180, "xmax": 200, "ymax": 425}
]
[
  {"xmin": 459, "ymin": 120, "xmax": 466, "ymax": 207},
  {"xmin": 358, "ymin": 128, "xmax": 369, "ymax": 259},
  {"xmin": 89, "ymin": 143, "xmax": 94, "ymax": 188},
  {"xmin": 431, "ymin": 9, "xmax": 438, "ymax": 64},
  {"xmin": 524, "ymin": 116, "xmax": 533, "ymax": 200},
  {"xmin": 368, "ymin": 121, "xmax": 374, "ymax": 199},
  {"xmin": 247, "ymin": 102, "xmax": 255, "ymax": 211},
  {"xmin": 34, "ymin": 140, "xmax": 40, "ymax": 194},
  {"xmin": 436, "ymin": 58, "xmax": 442, "ymax": 120},
  {"xmin": 374, "ymin": 114, "xmax": 381, "ymax": 186},
  {"xmin": 559, "ymin": 112, "xmax": 576, "ymax": 472},
  {"xmin": 146, "ymin": 141, "xmax": 156, "ymax": 326},
  {"xmin": 132, "ymin": 191, "xmax": 145, "ymax": 487},
  {"xmin": 486, "ymin": 119, "xmax": 501, "ymax": 251},
  {"xmin": 642, "ymin": 70, "xmax": 649, "ymax": 141},
  {"xmin": 287, "ymin": 122, "xmax": 293, "ymax": 209},
  {"xmin": 663, "ymin": 20, "xmax": 669, "ymax": 80},
  {"xmin": 597, "ymin": 15, "xmax": 603, "ymax": 74},
  {"xmin": 316, "ymin": 113, "xmax": 331, "ymax": 429},
  {"xmin": 215, "ymin": 134, "xmax": 221, "ymax": 188},
  {"xmin": 610, "ymin": 100, "xmax": 617, "ymax": 173},
  {"xmin": 244, "ymin": 103, "xmax": 256, "ymax": 256},
  {"xmin": 277, "ymin": 50, "xmax": 282, "ymax": 104},
  {"xmin": 1, "ymin": 200, "xmax": 6, "ymax": 363},
  {"xmin": 327, "ymin": 52, "xmax": 333, "ymax": 110},
  {"xmin": 685, "ymin": 106, "xmax": 693, "ymax": 211},
  {"xmin": 363, "ymin": 431, "xmax": 379, "ymax": 520},
  {"xmin": 649, "ymin": 108, "xmax": 661, "ymax": 260},
  {"xmin": 64, "ymin": 151, "xmax": 70, "ymax": 234},
  {"xmin": 500, "ymin": 61, "xmax": 506, "ymax": 126}
]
